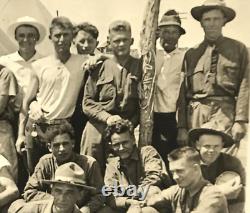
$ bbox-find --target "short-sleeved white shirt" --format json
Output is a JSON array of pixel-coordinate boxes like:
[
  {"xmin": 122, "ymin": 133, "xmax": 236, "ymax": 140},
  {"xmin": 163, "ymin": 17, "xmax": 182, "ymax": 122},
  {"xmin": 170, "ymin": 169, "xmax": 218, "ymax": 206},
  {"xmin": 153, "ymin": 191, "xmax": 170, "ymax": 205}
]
[{"xmin": 33, "ymin": 54, "xmax": 87, "ymax": 120}]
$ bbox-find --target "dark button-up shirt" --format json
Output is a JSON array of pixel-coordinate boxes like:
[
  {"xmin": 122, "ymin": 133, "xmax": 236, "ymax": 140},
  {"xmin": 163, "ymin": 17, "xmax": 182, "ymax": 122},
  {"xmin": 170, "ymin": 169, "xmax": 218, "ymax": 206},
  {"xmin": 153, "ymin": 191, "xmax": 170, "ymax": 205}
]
[
  {"xmin": 23, "ymin": 153, "xmax": 105, "ymax": 212},
  {"xmin": 161, "ymin": 178, "xmax": 228, "ymax": 213},
  {"xmin": 83, "ymin": 56, "xmax": 142, "ymax": 126},
  {"xmin": 178, "ymin": 36, "xmax": 249, "ymax": 127},
  {"xmin": 104, "ymin": 146, "xmax": 171, "ymax": 208}
]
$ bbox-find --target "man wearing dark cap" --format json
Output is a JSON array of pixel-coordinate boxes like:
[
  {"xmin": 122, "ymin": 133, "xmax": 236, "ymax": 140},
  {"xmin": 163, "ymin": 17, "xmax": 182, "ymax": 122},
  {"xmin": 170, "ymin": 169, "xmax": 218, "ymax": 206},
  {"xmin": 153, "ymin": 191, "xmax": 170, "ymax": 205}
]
[
  {"xmin": 152, "ymin": 10, "xmax": 186, "ymax": 165},
  {"xmin": 177, "ymin": 0, "xmax": 249, "ymax": 154},
  {"xmin": 81, "ymin": 20, "xmax": 141, "ymax": 172},
  {"xmin": 189, "ymin": 124, "xmax": 245, "ymax": 212},
  {"xmin": 14, "ymin": 162, "xmax": 96, "ymax": 213}
]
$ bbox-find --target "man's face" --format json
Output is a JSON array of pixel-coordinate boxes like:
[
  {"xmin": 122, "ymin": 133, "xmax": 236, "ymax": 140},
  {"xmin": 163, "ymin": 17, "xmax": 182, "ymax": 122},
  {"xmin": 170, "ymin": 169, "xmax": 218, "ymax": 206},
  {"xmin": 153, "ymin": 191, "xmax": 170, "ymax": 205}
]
[
  {"xmin": 51, "ymin": 183, "xmax": 80, "ymax": 213},
  {"xmin": 196, "ymin": 134, "xmax": 223, "ymax": 165},
  {"xmin": 109, "ymin": 31, "xmax": 133, "ymax": 57},
  {"xmin": 111, "ymin": 131, "xmax": 134, "ymax": 160},
  {"xmin": 50, "ymin": 26, "xmax": 73, "ymax": 54},
  {"xmin": 169, "ymin": 158, "xmax": 197, "ymax": 188},
  {"xmin": 159, "ymin": 25, "xmax": 181, "ymax": 51},
  {"xmin": 74, "ymin": 30, "xmax": 98, "ymax": 55},
  {"xmin": 50, "ymin": 133, "xmax": 74, "ymax": 164},
  {"xmin": 15, "ymin": 25, "xmax": 39, "ymax": 53},
  {"xmin": 200, "ymin": 9, "xmax": 226, "ymax": 41}
]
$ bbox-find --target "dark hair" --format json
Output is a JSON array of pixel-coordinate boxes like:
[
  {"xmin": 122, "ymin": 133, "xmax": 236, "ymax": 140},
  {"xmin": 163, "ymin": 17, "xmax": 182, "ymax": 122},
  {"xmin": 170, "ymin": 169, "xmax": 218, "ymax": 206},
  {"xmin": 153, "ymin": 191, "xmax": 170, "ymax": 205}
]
[
  {"xmin": 168, "ymin": 146, "xmax": 200, "ymax": 164},
  {"xmin": 15, "ymin": 24, "xmax": 40, "ymax": 41},
  {"xmin": 49, "ymin": 16, "xmax": 73, "ymax": 35},
  {"xmin": 74, "ymin": 22, "xmax": 99, "ymax": 39},
  {"xmin": 104, "ymin": 119, "xmax": 134, "ymax": 143},
  {"xmin": 47, "ymin": 123, "xmax": 75, "ymax": 143}
]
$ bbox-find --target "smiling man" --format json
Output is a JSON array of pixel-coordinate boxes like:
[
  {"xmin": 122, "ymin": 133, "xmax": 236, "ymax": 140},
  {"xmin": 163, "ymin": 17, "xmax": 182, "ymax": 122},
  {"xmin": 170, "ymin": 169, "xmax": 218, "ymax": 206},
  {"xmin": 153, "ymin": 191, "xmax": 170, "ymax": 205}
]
[
  {"xmin": 189, "ymin": 125, "xmax": 245, "ymax": 212},
  {"xmin": 153, "ymin": 10, "xmax": 186, "ymax": 165},
  {"xmin": 104, "ymin": 119, "xmax": 170, "ymax": 212},
  {"xmin": 177, "ymin": 0, "xmax": 249, "ymax": 154}
]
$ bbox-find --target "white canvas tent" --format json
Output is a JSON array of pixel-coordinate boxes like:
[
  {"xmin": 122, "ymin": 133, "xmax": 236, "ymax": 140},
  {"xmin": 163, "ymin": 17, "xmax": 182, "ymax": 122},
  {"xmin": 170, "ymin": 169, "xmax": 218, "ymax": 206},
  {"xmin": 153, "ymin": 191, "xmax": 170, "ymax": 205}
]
[
  {"xmin": 0, "ymin": 27, "xmax": 16, "ymax": 55},
  {"xmin": 0, "ymin": 0, "xmax": 53, "ymax": 55}
]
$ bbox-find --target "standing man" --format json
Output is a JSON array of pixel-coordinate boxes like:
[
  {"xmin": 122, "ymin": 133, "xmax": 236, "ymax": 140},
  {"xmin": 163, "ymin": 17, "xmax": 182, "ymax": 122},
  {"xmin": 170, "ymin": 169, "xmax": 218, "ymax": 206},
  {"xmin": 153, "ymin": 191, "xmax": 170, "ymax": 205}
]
[
  {"xmin": 177, "ymin": 0, "xmax": 249, "ymax": 152},
  {"xmin": 73, "ymin": 22, "xmax": 99, "ymax": 55},
  {"xmin": 21, "ymin": 16, "xmax": 89, "ymax": 172},
  {"xmin": 153, "ymin": 10, "xmax": 186, "ymax": 164},
  {"xmin": 0, "ymin": 16, "xmax": 46, "ymax": 153},
  {"xmin": 81, "ymin": 20, "xmax": 141, "ymax": 171},
  {"xmin": 71, "ymin": 22, "xmax": 100, "ymax": 153},
  {"xmin": 0, "ymin": 66, "xmax": 18, "ymax": 182},
  {"xmin": 147, "ymin": 147, "xmax": 229, "ymax": 213}
]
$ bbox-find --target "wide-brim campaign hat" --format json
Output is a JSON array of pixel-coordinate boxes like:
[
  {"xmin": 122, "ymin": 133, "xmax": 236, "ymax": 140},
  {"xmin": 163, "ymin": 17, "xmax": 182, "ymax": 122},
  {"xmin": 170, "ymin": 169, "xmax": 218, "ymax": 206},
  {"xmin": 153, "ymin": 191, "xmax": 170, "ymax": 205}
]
[
  {"xmin": 7, "ymin": 16, "xmax": 46, "ymax": 44},
  {"xmin": 41, "ymin": 162, "xmax": 96, "ymax": 191},
  {"xmin": 191, "ymin": 0, "xmax": 236, "ymax": 23},
  {"xmin": 189, "ymin": 126, "xmax": 234, "ymax": 148},
  {"xmin": 158, "ymin": 10, "xmax": 186, "ymax": 35}
]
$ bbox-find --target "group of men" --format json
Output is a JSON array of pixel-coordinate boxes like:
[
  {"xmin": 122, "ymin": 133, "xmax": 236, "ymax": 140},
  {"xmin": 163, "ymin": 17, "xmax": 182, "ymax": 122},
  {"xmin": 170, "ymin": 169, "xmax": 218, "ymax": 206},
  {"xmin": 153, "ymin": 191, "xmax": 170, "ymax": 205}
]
[{"xmin": 0, "ymin": 0, "xmax": 248, "ymax": 212}]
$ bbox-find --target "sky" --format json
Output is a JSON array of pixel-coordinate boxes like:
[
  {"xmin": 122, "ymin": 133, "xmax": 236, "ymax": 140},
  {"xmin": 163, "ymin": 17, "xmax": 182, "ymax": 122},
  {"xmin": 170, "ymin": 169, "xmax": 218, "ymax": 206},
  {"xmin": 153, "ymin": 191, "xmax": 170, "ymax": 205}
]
[{"xmin": 40, "ymin": 0, "xmax": 250, "ymax": 48}]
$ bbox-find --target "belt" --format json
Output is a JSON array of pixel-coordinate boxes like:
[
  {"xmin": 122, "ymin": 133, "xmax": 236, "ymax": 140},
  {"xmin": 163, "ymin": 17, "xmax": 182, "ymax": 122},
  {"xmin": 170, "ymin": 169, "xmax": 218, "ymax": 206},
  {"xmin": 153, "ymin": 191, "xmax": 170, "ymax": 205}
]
[
  {"xmin": 191, "ymin": 96, "xmax": 235, "ymax": 102},
  {"xmin": 29, "ymin": 117, "xmax": 70, "ymax": 125}
]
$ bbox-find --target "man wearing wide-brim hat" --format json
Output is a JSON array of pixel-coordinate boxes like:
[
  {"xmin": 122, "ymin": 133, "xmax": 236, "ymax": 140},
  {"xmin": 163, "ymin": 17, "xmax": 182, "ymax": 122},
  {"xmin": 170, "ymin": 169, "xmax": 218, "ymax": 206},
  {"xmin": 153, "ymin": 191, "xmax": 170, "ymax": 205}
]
[
  {"xmin": 177, "ymin": 0, "xmax": 249, "ymax": 156},
  {"xmin": 152, "ymin": 10, "xmax": 186, "ymax": 165},
  {"xmin": 189, "ymin": 124, "xmax": 245, "ymax": 212},
  {"xmin": 0, "ymin": 16, "xmax": 46, "ymax": 184},
  {"xmin": 13, "ymin": 162, "xmax": 95, "ymax": 213}
]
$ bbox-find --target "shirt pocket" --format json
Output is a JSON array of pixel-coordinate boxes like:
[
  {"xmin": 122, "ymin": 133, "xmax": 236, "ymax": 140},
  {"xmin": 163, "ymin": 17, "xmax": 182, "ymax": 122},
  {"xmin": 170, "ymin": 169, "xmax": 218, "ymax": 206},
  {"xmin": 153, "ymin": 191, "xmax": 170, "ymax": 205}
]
[
  {"xmin": 97, "ymin": 76, "xmax": 116, "ymax": 102},
  {"xmin": 217, "ymin": 59, "xmax": 238, "ymax": 90},
  {"xmin": 187, "ymin": 68, "xmax": 205, "ymax": 93}
]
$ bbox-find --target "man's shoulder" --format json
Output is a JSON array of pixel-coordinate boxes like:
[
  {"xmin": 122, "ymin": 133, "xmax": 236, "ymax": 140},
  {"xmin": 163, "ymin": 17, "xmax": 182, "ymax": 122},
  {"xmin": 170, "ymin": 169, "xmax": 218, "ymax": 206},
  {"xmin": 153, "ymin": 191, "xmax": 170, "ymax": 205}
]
[
  {"xmin": 37, "ymin": 154, "xmax": 55, "ymax": 166},
  {"xmin": 0, "ymin": 66, "xmax": 15, "ymax": 79},
  {"xmin": 75, "ymin": 153, "xmax": 99, "ymax": 169},
  {"xmin": 140, "ymin": 145, "xmax": 160, "ymax": 157}
]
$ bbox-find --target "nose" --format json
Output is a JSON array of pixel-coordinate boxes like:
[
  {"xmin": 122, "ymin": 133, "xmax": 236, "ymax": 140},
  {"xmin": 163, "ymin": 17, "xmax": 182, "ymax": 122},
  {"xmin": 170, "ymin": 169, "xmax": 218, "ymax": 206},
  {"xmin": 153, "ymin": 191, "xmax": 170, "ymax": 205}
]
[
  {"xmin": 172, "ymin": 172, "xmax": 179, "ymax": 181},
  {"xmin": 82, "ymin": 40, "xmax": 89, "ymax": 48},
  {"xmin": 118, "ymin": 143, "xmax": 124, "ymax": 151},
  {"xmin": 58, "ymin": 35, "xmax": 65, "ymax": 43},
  {"xmin": 58, "ymin": 144, "xmax": 65, "ymax": 152}
]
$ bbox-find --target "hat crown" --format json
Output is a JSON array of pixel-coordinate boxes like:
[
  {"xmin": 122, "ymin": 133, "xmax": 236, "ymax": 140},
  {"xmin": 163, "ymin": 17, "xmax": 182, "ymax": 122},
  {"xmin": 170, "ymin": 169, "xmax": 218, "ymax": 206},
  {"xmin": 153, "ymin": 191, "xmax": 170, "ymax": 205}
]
[
  {"xmin": 15, "ymin": 16, "xmax": 39, "ymax": 23},
  {"xmin": 160, "ymin": 10, "xmax": 182, "ymax": 25},
  {"xmin": 202, "ymin": 0, "xmax": 226, "ymax": 7},
  {"xmin": 54, "ymin": 162, "xmax": 86, "ymax": 185}
]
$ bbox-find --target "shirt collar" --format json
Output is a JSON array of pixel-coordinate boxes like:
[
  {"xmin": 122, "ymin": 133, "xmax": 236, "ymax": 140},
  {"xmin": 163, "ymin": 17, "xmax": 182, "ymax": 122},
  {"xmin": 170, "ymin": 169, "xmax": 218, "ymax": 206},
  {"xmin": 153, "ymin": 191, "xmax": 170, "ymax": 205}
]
[
  {"xmin": 187, "ymin": 177, "xmax": 209, "ymax": 197},
  {"xmin": 163, "ymin": 47, "xmax": 182, "ymax": 57},
  {"xmin": 203, "ymin": 35, "xmax": 224, "ymax": 47},
  {"xmin": 9, "ymin": 51, "xmax": 42, "ymax": 62}
]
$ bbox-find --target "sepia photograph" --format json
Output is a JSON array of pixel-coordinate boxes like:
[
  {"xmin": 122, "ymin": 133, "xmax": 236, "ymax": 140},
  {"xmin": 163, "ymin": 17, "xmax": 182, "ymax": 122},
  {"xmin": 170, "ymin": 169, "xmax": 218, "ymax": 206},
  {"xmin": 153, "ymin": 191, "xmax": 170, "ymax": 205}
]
[{"xmin": 0, "ymin": 0, "xmax": 249, "ymax": 212}]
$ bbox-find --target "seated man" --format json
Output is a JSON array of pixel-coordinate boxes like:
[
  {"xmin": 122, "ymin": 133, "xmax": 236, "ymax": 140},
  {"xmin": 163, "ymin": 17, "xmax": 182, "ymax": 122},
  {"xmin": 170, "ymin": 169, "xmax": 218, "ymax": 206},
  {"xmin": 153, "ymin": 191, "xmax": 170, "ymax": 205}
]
[
  {"xmin": 22, "ymin": 123, "xmax": 108, "ymax": 212},
  {"xmin": 147, "ymin": 147, "xmax": 228, "ymax": 213},
  {"xmin": 104, "ymin": 119, "xmax": 171, "ymax": 213},
  {"xmin": 189, "ymin": 125, "xmax": 245, "ymax": 212},
  {"xmin": 0, "ymin": 154, "xmax": 19, "ymax": 212},
  {"xmin": 15, "ymin": 162, "xmax": 98, "ymax": 213}
]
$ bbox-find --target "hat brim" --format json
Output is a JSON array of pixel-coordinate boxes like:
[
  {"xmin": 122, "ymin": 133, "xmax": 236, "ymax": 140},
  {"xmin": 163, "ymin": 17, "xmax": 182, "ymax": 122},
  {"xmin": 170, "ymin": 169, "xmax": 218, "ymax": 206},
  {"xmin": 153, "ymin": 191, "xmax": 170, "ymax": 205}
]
[
  {"xmin": 41, "ymin": 179, "xmax": 96, "ymax": 191},
  {"xmin": 158, "ymin": 22, "xmax": 186, "ymax": 35},
  {"xmin": 7, "ymin": 21, "xmax": 46, "ymax": 44},
  {"xmin": 189, "ymin": 128, "xmax": 234, "ymax": 148},
  {"xmin": 191, "ymin": 5, "xmax": 236, "ymax": 23}
]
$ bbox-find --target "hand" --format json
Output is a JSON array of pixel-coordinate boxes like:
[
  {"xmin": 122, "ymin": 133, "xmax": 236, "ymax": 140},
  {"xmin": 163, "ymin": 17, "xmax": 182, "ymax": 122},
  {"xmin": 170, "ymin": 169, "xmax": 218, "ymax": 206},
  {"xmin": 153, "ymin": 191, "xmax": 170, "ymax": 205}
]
[
  {"xmin": 177, "ymin": 128, "xmax": 188, "ymax": 146},
  {"xmin": 106, "ymin": 115, "xmax": 122, "ymax": 126},
  {"xmin": 217, "ymin": 177, "xmax": 243, "ymax": 200},
  {"xmin": 29, "ymin": 101, "xmax": 44, "ymax": 121},
  {"xmin": 146, "ymin": 193, "xmax": 165, "ymax": 207},
  {"xmin": 231, "ymin": 122, "xmax": 246, "ymax": 142},
  {"xmin": 16, "ymin": 135, "xmax": 26, "ymax": 154},
  {"xmin": 81, "ymin": 54, "xmax": 102, "ymax": 71},
  {"xmin": 80, "ymin": 206, "xmax": 91, "ymax": 213}
]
